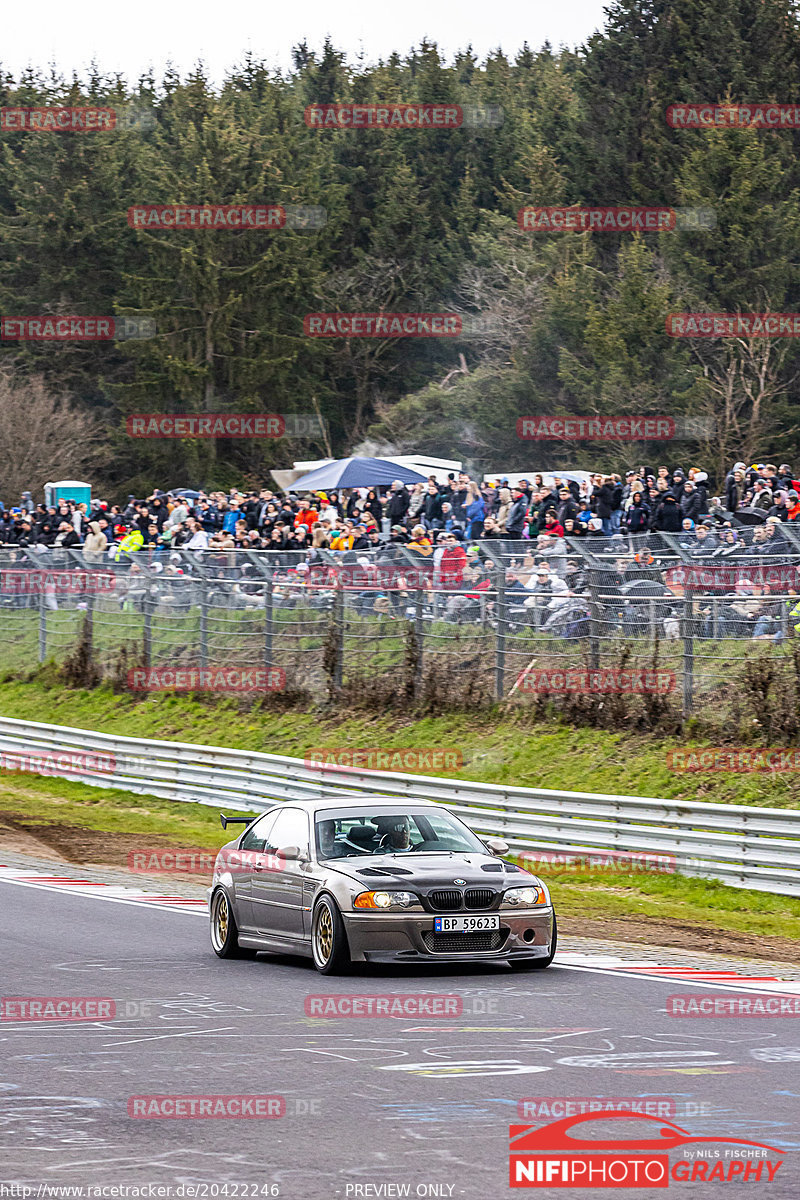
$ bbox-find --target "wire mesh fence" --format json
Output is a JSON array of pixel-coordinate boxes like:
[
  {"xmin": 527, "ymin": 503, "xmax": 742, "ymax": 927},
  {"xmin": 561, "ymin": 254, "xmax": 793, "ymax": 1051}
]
[{"xmin": 1, "ymin": 532, "xmax": 798, "ymax": 710}]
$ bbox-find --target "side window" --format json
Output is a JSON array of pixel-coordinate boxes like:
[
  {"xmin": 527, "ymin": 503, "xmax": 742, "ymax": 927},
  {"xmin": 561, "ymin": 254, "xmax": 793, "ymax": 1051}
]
[
  {"xmin": 267, "ymin": 808, "xmax": 310, "ymax": 855},
  {"xmin": 240, "ymin": 811, "xmax": 279, "ymax": 852}
]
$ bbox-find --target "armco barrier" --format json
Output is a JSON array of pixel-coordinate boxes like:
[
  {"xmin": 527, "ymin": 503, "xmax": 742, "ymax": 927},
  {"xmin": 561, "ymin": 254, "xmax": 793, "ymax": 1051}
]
[{"xmin": 0, "ymin": 716, "xmax": 798, "ymax": 896}]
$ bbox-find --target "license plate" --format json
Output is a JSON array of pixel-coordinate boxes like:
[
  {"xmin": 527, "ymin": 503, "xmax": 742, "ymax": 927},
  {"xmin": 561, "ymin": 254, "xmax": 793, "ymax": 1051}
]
[{"xmin": 434, "ymin": 915, "xmax": 500, "ymax": 933}]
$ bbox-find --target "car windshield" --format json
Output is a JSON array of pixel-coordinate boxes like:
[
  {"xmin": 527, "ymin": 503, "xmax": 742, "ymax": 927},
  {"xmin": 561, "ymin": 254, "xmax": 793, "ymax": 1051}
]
[{"xmin": 314, "ymin": 807, "xmax": 488, "ymax": 859}]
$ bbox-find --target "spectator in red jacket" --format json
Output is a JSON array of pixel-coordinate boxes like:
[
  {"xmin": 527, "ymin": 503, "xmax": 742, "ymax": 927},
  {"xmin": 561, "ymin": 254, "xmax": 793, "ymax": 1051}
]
[{"xmin": 439, "ymin": 534, "xmax": 468, "ymax": 589}]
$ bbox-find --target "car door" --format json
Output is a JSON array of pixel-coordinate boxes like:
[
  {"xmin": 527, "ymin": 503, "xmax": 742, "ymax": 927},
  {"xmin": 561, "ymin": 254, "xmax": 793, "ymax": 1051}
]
[
  {"xmin": 251, "ymin": 807, "xmax": 311, "ymax": 943},
  {"xmin": 231, "ymin": 810, "xmax": 280, "ymax": 931}
]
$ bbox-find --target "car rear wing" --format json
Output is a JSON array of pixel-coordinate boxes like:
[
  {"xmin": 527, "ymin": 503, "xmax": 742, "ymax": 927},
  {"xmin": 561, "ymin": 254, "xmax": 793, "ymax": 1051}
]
[{"xmin": 219, "ymin": 813, "xmax": 253, "ymax": 830}]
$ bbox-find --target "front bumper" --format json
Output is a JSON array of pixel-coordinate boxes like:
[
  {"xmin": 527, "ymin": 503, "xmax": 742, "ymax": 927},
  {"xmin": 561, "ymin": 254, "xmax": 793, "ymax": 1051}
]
[{"xmin": 341, "ymin": 906, "xmax": 554, "ymax": 964}]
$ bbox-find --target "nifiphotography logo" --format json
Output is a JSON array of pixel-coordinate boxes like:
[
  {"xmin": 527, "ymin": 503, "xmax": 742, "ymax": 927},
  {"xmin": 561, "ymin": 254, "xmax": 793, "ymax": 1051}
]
[{"xmin": 509, "ymin": 1112, "xmax": 785, "ymax": 1187}]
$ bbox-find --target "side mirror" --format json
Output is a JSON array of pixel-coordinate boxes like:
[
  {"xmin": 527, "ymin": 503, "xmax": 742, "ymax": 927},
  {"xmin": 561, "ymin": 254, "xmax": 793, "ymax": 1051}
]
[
  {"xmin": 280, "ymin": 844, "xmax": 309, "ymax": 863},
  {"xmin": 486, "ymin": 837, "xmax": 509, "ymax": 856}
]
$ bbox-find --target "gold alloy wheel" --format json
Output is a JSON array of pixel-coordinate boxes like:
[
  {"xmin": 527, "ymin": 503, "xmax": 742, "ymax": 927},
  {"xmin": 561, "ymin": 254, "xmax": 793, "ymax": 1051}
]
[
  {"xmin": 315, "ymin": 903, "xmax": 333, "ymax": 963},
  {"xmin": 213, "ymin": 892, "xmax": 229, "ymax": 950}
]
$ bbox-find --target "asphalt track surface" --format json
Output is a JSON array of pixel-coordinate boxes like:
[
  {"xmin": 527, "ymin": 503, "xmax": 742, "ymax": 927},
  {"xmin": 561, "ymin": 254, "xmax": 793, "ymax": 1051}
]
[{"xmin": 2, "ymin": 870, "xmax": 800, "ymax": 1198}]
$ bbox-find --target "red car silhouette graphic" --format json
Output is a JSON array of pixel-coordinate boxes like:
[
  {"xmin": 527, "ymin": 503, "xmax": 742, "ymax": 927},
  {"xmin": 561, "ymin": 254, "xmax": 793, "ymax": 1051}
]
[{"xmin": 510, "ymin": 1110, "xmax": 782, "ymax": 1155}]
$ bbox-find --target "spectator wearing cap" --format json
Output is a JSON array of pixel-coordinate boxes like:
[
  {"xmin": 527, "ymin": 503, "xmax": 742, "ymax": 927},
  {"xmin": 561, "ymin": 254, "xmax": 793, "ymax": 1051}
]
[
  {"xmin": 386, "ymin": 481, "xmax": 410, "ymax": 525},
  {"xmin": 748, "ymin": 479, "xmax": 773, "ymax": 511},
  {"xmin": 768, "ymin": 492, "xmax": 791, "ymax": 521},
  {"xmin": 390, "ymin": 524, "xmax": 409, "ymax": 544},
  {"xmin": 505, "ymin": 486, "xmax": 529, "ymax": 538},
  {"xmin": 439, "ymin": 533, "xmax": 468, "ymax": 590},
  {"xmin": 726, "ymin": 467, "xmax": 746, "ymax": 512}
]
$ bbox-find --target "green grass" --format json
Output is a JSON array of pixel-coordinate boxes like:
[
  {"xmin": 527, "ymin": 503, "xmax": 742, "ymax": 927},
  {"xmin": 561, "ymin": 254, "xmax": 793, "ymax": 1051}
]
[
  {"xmin": 0, "ymin": 770, "xmax": 235, "ymax": 848},
  {"xmin": 1, "ymin": 673, "xmax": 799, "ymax": 808}
]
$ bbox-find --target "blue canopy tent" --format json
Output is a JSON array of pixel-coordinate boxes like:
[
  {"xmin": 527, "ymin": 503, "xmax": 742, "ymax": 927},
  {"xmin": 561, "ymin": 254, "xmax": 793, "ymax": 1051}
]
[{"xmin": 291, "ymin": 457, "xmax": 428, "ymax": 490}]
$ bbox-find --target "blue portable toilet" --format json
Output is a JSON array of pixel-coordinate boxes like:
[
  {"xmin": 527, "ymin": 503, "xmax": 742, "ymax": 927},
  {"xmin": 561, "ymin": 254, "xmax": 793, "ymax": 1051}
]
[{"xmin": 44, "ymin": 480, "xmax": 92, "ymax": 508}]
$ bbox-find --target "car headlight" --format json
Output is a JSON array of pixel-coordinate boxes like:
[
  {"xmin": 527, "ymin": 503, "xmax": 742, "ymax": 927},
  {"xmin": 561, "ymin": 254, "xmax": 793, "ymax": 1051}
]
[
  {"xmin": 354, "ymin": 891, "xmax": 420, "ymax": 910},
  {"xmin": 502, "ymin": 885, "xmax": 548, "ymax": 906}
]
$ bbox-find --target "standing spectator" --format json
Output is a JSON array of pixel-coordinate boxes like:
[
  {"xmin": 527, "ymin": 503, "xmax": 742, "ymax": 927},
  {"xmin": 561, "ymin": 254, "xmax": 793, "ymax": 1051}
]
[
  {"xmin": 623, "ymin": 490, "xmax": 651, "ymax": 534},
  {"xmin": 386, "ymin": 481, "xmax": 410, "ymax": 526},
  {"xmin": 83, "ymin": 521, "xmax": 107, "ymax": 563},
  {"xmin": 505, "ymin": 487, "xmax": 529, "ymax": 538},
  {"xmin": 464, "ymin": 481, "xmax": 486, "ymax": 538}
]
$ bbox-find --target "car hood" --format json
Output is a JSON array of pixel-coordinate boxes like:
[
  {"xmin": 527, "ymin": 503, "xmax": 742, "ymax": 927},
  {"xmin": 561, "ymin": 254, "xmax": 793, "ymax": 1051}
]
[{"xmin": 324, "ymin": 852, "xmax": 538, "ymax": 887}]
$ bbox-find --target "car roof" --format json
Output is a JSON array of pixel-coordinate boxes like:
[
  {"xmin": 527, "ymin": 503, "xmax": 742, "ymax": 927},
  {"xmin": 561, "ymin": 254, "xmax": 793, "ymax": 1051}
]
[{"xmin": 269, "ymin": 794, "xmax": 438, "ymax": 814}]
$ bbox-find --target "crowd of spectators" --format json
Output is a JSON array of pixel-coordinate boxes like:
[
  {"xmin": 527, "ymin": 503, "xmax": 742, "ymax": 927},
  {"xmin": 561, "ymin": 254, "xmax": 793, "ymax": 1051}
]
[{"xmin": 2, "ymin": 461, "xmax": 798, "ymax": 558}]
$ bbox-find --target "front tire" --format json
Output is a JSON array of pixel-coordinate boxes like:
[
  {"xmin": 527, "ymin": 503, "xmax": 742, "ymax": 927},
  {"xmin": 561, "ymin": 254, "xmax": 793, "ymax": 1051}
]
[
  {"xmin": 210, "ymin": 888, "xmax": 255, "ymax": 958},
  {"xmin": 312, "ymin": 896, "xmax": 351, "ymax": 975},
  {"xmin": 512, "ymin": 914, "xmax": 558, "ymax": 970}
]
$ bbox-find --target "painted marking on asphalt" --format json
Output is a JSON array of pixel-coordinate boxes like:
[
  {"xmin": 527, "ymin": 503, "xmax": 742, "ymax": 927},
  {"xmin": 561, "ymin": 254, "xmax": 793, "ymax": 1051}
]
[{"xmin": 0, "ymin": 866, "xmax": 206, "ymax": 916}]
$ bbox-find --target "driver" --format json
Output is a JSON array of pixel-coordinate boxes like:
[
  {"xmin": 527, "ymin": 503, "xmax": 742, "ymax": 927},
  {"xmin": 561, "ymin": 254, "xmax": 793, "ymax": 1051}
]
[
  {"xmin": 374, "ymin": 815, "xmax": 413, "ymax": 852},
  {"xmin": 317, "ymin": 818, "xmax": 347, "ymax": 859}
]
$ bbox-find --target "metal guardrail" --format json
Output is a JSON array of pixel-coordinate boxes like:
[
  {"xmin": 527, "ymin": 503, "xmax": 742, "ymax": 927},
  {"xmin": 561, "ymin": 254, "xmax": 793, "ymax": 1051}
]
[{"xmin": 1, "ymin": 716, "xmax": 799, "ymax": 897}]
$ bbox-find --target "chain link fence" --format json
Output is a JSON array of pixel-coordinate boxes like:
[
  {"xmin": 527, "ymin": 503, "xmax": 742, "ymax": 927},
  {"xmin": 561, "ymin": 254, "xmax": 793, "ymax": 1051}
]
[{"xmin": 1, "ymin": 531, "xmax": 798, "ymax": 710}]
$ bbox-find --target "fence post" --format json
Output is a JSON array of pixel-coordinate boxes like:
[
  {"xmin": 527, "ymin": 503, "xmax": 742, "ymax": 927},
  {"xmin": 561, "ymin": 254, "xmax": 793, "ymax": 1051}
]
[
  {"xmin": 38, "ymin": 590, "xmax": 47, "ymax": 662},
  {"xmin": 263, "ymin": 571, "xmax": 274, "ymax": 672},
  {"xmin": 588, "ymin": 574, "xmax": 600, "ymax": 670},
  {"xmin": 682, "ymin": 587, "xmax": 694, "ymax": 716},
  {"xmin": 333, "ymin": 581, "xmax": 344, "ymax": 689},
  {"xmin": 85, "ymin": 591, "xmax": 95, "ymax": 650},
  {"xmin": 415, "ymin": 587, "xmax": 424, "ymax": 690},
  {"xmin": 200, "ymin": 589, "xmax": 209, "ymax": 671},
  {"xmin": 143, "ymin": 591, "xmax": 153, "ymax": 666},
  {"xmin": 495, "ymin": 565, "xmax": 506, "ymax": 701}
]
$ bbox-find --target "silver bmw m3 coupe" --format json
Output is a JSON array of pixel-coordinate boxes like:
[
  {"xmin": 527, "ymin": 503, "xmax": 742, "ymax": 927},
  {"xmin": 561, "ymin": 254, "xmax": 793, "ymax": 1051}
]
[{"xmin": 208, "ymin": 794, "xmax": 556, "ymax": 974}]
